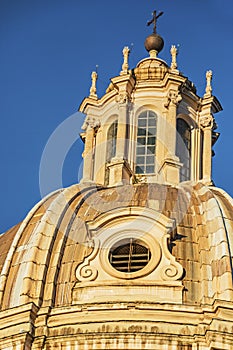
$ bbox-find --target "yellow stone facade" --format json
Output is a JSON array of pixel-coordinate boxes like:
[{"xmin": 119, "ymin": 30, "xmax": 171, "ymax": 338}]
[{"xmin": 0, "ymin": 18, "xmax": 233, "ymax": 350}]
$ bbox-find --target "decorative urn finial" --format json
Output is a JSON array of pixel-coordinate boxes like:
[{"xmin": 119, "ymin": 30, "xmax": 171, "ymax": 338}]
[{"xmin": 144, "ymin": 10, "xmax": 164, "ymax": 58}]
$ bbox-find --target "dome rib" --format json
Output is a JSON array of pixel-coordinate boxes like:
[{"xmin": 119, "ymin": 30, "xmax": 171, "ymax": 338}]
[
  {"xmin": 195, "ymin": 184, "xmax": 233, "ymax": 303},
  {"xmin": 0, "ymin": 189, "xmax": 62, "ymax": 310},
  {"xmin": 4, "ymin": 184, "xmax": 104, "ymax": 310},
  {"xmin": 42, "ymin": 184, "xmax": 104, "ymax": 308}
]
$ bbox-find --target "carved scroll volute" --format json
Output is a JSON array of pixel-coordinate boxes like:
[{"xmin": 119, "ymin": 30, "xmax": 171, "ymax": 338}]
[
  {"xmin": 76, "ymin": 238, "xmax": 100, "ymax": 282},
  {"xmin": 160, "ymin": 234, "xmax": 184, "ymax": 281}
]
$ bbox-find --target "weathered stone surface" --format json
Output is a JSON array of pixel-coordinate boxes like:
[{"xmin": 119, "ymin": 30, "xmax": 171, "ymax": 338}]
[{"xmin": 0, "ymin": 181, "xmax": 232, "ymax": 349}]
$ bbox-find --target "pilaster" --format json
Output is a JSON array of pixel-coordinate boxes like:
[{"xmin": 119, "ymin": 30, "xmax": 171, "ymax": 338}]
[{"xmin": 199, "ymin": 97, "xmax": 215, "ymax": 184}]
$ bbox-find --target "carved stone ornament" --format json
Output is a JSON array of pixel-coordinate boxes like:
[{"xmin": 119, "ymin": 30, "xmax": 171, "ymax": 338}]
[
  {"xmin": 204, "ymin": 70, "xmax": 212, "ymax": 97},
  {"xmin": 89, "ymin": 71, "xmax": 98, "ymax": 98},
  {"xmin": 200, "ymin": 115, "xmax": 213, "ymax": 128},
  {"xmin": 75, "ymin": 238, "xmax": 100, "ymax": 282},
  {"xmin": 160, "ymin": 234, "xmax": 183, "ymax": 281},
  {"xmin": 82, "ymin": 116, "xmax": 101, "ymax": 130},
  {"xmin": 134, "ymin": 174, "xmax": 148, "ymax": 184},
  {"xmin": 120, "ymin": 46, "xmax": 130, "ymax": 75},
  {"xmin": 72, "ymin": 208, "xmax": 184, "ymax": 306},
  {"xmin": 164, "ymin": 90, "xmax": 182, "ymax": 108},
  {"xmin": 170, "ymin": 45, "xmax": 178, "ymax": 70},
  {"xmin": 115, "ymin": 92, "xmax": 130, "ymax": 104},
  {"xmin": 86, "ymin": 207, "xmax": 183, "ymax": 283}
]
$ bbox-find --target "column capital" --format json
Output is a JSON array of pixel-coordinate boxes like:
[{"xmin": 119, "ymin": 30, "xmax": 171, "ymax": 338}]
[
  {"xmin": 164, "ymin": 89, "xmax": 182, "ymax": 108},
  {"xmin": 82, "ymin": 116, "xmax": 100, "ymax": 131},
  {"xmin": 199, "ymin": 114, "xmax": 214, "ymax": 129},
  {"xmin": 115, "ymin": 91, "xmax": 131, "ymax": 105}
]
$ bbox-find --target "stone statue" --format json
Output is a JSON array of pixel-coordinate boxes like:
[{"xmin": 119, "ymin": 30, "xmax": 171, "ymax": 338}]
[
  {"xmin": 204, "ymin": 70, "xmax": 213, "ymax": 97},
  {"xmin": 89, "ymin": 71, "xmax": 98, "ymax": 98},
  {"xmin": 121, "ymin": 46, "xmax": 130, "ymax": 75},
  {"xmin": 147, "ymin": 10, "xmax": 164, "ymax": 34},
  {"xmin": 170, "ymin": 45, "xmax": 178, "ymax": 70}
]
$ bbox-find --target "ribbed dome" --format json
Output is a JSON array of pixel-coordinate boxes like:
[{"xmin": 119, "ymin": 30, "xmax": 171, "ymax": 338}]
[
  {"xmin": 134, "ymin": 57, "xmax": 169, "ymax": 81},
  {"xmin": 0, "ymin": 181, "xmax": 233, "ymax": 348},
  {"xmin": 0, "ymin": 181, "xmax": 232, "ymax": 310}
]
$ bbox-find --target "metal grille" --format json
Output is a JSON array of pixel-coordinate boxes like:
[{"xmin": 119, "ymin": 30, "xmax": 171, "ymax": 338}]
[{"xmin": 109, "ymin": 239, "xmax": 151, "ymax": 273}]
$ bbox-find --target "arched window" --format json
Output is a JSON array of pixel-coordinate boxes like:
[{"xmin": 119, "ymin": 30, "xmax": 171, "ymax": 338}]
[
  {"xmin": 176, "ymin": 118, "xmax": 191, "ymax": 181},
  {"xmin": 135, "ymin": 111, "xmax": 157, "ymax": 174},
  {"xmin": 106, "ymin": 121, "xmax": 118, "ymax": 162}
]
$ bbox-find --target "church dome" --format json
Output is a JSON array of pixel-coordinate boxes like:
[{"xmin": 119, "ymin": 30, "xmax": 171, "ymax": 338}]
[
  {"xmin": 1, "ymin": 8, "xmax": 232, "ymax": 350},
  {"xmin": 0, "ymin": 181, "xmax": 233, "ymax": 348}
]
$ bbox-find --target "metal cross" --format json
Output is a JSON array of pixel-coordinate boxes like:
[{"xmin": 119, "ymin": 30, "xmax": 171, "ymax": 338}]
[{"xmin": 147, "ymin": 10, "xmax": 164, "ymax": 34}]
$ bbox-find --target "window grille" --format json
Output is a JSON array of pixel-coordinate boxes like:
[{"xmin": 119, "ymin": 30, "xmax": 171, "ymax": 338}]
[
  {"xmin": 135, "ymin": 111, "xmax": 157, "ymax": 174},
  {"xmin": 109, "ymin": 238, "xmax": 151, "ymax": 273}
]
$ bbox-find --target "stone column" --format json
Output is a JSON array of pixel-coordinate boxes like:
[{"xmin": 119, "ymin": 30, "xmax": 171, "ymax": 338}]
[
  {"xmin": 194, "ymin": 127, "xmax": 203, "ymax": 181},
  {"xmin": 81, "ymin": 117, "xmax": 100, "ymax": 183},
  {"xmin": 108, "ymin": 92, "xmax": 131, "ymax": 186},
  {"xmin": 200, "ymin": 115, "xmax": 213, "ymax": 184},
  {"xmin": 159, "ymin": 89, "xmax": 182, "ymax": 185},
  {"xmin": 166, "ymin": 89, "xmax": 182, "ymax": 154},
  {"xmin": 106, "ymin": 74, "xmax": 135, "ymax": 186},
  {"xmin": 115, "ymin": 93, "xmax": 128, "ymax": 159}
]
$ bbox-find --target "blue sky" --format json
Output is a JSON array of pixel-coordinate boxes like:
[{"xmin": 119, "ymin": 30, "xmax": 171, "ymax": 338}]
[{"xmin": 0, "ymin": 0, "xmax": 232, "ymax": 233}]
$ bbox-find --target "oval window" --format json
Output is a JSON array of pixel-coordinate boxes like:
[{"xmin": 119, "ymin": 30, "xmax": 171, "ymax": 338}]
[{"xmin": 109, "ymin": 238, "xmax": 151, "ymax": 273}]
